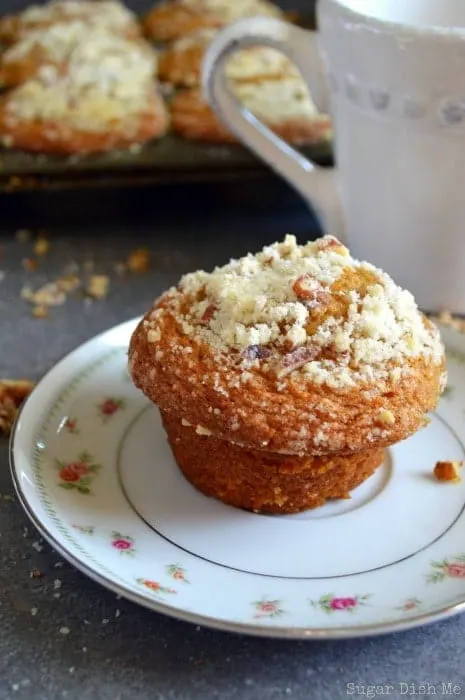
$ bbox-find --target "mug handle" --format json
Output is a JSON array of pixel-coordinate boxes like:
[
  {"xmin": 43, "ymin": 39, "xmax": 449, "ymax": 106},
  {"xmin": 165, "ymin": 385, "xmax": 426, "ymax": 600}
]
[{"xmin": 202, "ymin": 16, "xmax": 344, "ymax": 235}]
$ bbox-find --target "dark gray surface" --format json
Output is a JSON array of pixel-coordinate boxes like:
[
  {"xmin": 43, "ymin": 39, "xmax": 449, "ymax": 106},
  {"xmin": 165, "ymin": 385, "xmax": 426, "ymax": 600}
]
[{"xmin": 1, "ymin": 183, "xmax": 465, "ymax": 700}]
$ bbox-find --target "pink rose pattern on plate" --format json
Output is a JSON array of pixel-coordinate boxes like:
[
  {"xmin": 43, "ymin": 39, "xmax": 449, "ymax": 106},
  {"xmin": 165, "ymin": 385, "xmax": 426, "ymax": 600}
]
[
  {"xmin": 136, "ymin": 578, "xmax": 177, "ymax": 595},
  {"xmin": 111, "ymin": 531, "xmax": 135, "ymax": 555},
  {"xmin": 56, "ymin": 451, "xmax": 101, "ymax": 494},
  {"xmin": 427, "ymin": 554, "xmax": 465, "ymax": 583},
  {"xmin": 310, "ymin": 594, "xmax": 370, "ymax": 614},
  {"xmin": 396, "ymin": 598, "xmax": 422, "ymax": 612},
  {"xmin": 64, "ymin": 417, "xmax": 79, "ymax": 434},
  {"xmin": 97, "ymin": 397, "xmax": 126, "ymax": 423},
  {"xmin": 252, "ymin": 598, "xmax": 285, "ymax": 618},
  {"xmin": 166, "ymin": 564, "xmax": 190, "ymax": 583}
]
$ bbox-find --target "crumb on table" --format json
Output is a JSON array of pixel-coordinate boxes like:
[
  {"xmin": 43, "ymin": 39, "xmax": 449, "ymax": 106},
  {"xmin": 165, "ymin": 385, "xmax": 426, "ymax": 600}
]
[{"xmin": 433, "ymin": 460, "xmax": 463, "ymax": 482}]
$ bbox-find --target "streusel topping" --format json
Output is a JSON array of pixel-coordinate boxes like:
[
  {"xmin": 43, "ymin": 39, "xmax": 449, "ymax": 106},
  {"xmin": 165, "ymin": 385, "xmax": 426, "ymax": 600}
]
[
  {"xmin": 15, "ymin": 0, "xmax": 137, "ymax": 34},
  {"xmin": 147, "ymin": 235, "xmax": 444, "ymax": 388},
  {"xmin": 3, "ymin": 30, "xmax": 158, "ymax": 132},
  {"xmin": 179, "ymin": 0, "xmax": 283, "ymax": 21}
]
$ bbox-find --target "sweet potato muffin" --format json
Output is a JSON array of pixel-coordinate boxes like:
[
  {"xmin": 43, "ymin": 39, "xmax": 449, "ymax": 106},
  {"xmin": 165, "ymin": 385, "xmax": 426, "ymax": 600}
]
[
  {"xmin": 129, "ymin": 235, "xmax": 445, "ymax": 458},
  {"xmin": 161, "ymin": 409, "xmax": 385, "ymax": 513},
  {"xmin": 170, "ymin": 76, "xmax": 332, "ymax": 145},
  {"xmin": 0, "ymin": 31, "xmax": 167, "ymax": 154},
  {"xmin": 0, "ymin": 0, "xmax": 141, "ymax": 45},
  {"xmin": 144, "ymin": 0, "xmax": 283, "ymax": 43},
  {"xmin": 0, "ymin": 22, "xmax": 158, "ymax": 89},
  {"xmin": 158, "ymin": 28, "xmax": 297, "ymax": 87}
]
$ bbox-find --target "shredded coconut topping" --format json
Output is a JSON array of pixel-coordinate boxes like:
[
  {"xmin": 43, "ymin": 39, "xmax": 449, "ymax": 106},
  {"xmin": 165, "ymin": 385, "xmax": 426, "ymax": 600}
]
[{"xmin": 150, "ymin": 235, "xmax": 444, "ymax": 388}]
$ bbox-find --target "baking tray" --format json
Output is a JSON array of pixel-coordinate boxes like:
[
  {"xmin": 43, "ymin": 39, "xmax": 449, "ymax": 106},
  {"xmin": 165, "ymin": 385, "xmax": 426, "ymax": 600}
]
[{"xmin": 0, "ymin": 0, "xmax": 328, "ymax": 192}]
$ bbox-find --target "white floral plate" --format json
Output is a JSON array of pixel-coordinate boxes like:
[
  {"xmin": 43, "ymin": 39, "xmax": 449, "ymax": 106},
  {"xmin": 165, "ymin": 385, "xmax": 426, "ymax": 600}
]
[{"xmin": 10, "ymin": 319, "xmax": 465, "ymax": 639}]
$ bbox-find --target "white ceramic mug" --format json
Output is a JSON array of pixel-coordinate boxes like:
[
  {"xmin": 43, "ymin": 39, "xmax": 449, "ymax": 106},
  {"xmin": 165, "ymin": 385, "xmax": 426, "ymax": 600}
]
[{"xmin": 202, "ymin": 0, "xmax": 465, "ymax": 312}]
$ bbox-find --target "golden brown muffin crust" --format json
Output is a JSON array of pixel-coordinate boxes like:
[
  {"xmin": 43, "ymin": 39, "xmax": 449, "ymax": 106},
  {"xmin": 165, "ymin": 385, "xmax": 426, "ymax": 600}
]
[
  {"xmin": 162, "ymin": 409, "xmax": 385, "ymax": 513},
  {"xmin": 0, "ymin": 0, "xmax": 141, "ymax": 44},
  {"xmin": 170, "ymin": 83, "xmax": 332, "ymax": 146},
  {"xmin": 144, "ymin": 0, "xmax": 283, "ymax": 42}
]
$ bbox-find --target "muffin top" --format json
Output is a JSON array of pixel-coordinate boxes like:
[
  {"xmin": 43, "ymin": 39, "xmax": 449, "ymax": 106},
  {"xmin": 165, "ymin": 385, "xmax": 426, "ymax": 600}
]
[
  {"xmin": 130, "ymin": 235, "xmax": 445, "ymax": 455},
  {"xmin": 152, "ymin": 234, "xmax": 443, "ymax": 387}
]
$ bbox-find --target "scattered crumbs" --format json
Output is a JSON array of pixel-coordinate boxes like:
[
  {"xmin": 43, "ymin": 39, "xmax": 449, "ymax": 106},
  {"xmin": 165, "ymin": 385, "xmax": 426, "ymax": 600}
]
[
  {"xmin": 22, "ymin": 282, "xmax": 66, "ymax": 307},
  {"xmin": 115, "ymin": 609, "xmax": 120, "ymax": 618},
  {"xmin": 102, "ymin": 618, "xmax": 109, "ymax": 625},
  {"xmin": 83, "ymin": 619, "xmax": 90, "ymax": 625},
  {"xmin": 16, "ymin": 228, "xmax": 31, "ymax": 242},
  {"xmin": 21, "ymin": 257, "xmax": 38, "ymax": 272},
  {"xmin": 32, "ymin": 541, "xmax": 43, "ymax": 552},
  {"xmin": 82, "ymin": 646, "xmax": 87, "ymax": 653},
  {"xmin": 59, "ymin": 626, "xmax": 70, "ymax": 635},
  {"xmin": 54, "ymin": 561, "xmax": 64, "ymax": 568},
  {"xmin": 53, "ymin": 592, "xmax": 61, "ymax": 599},
  {"xmin": 30, "ymin": 607, "xmax": 38, "ymax": 616},
  {"xmin": 433, "ymin": 460, "xmax": 462, "ymax": 483},
  {"xmin": 69, "ymin": 667, "xmax": 75, "ymax": 674},
  {"xmin": 34, "ymin": 236, "xmax": 50, "ymax": 257},
  {"xmin": 29, "ymin": 569, "xmax": 43, "ymax": 579},
  {"xmin": 285, "ymin": 689, "xmax": 292, "ymax": 696},
  {"xmin": 127, "ymin": 247, "xmax": 151, "ymax": 273},
  {"xmin": 86, "ymin": 274, "xmax": 110, "ymax": 300},
  {"xmin": 0, "ymin": 379, "xmax": 34, "ymax": 436},
  {"xmin": 32, "ymin": 305, "xmax": 49, "ymax": 319},
  {"xmin": 0, "ymin": 493, "xmax": 14, "ymax": 502},
  {"xmin": 53, "ymin": 579, "xmax": 62, "ymax": 590},
  {"xmin": 11, "ymin": 684, "xmax": 19, "ymax": 692}
]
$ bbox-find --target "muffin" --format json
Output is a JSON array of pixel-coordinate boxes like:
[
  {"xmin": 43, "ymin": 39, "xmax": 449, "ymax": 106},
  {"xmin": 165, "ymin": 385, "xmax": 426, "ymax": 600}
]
[
  {"xmin": 170, "ymin": 76, "xmax": 332, "ymax": 145},
  {"xmin": 129, "ymin": 234, "xmax": 446, "ymax": 513},
  {"xmin": 158, "ymin": 28, "xmax": 297, "ymax": 87},
  {"xmin": 144, "ymin": 0, "xmax": 283, "ymax": 43},
  {"xmin": 0, "ymin": 30, "xmax": 167, "ymax": 154},
  {"xmin": 0, "ymin": 22, "xmax": 158, "ymax": 89},
  {"xmin": 0, "ymin": 0, "xmax": 141, "ymax": 45}
]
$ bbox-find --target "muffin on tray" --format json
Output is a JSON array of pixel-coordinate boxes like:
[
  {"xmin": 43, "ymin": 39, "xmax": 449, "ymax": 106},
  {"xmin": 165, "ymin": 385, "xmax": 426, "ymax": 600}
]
[
  {"xmin": 129, "ymin": 234, "xmax": 446, "ymax": 514},
  {"xmin": 170, "ymin": 75, "xmax": 332, "ymax": 145},
  {"xmin": 144, "ymin": 0, "xmax": 283, "ymax": 43},
  {"xmin": 0, "ymin": 30, "xmax": 166, "ymax": 154},
  {"xmin": 0, "ymin": 22, "xmax": 158, "ymax": 89},
  {"xmin": 158, "ymin": 28, "xmax": 297, "ymax": 87},
  {"xmin": 0, "ymin": 0, "xmax": 141, "ymax": 44}
]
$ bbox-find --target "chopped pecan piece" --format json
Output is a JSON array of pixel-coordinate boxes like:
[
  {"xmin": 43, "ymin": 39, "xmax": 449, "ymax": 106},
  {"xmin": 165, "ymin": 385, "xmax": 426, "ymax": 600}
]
[
  {"xmin": 292, "ymin": 275, "xmax": 331, "ymax": 308},
  {"xmin": 242, "ymin": 345, "xmax": 272, "ymax": 362},
  {"xmin": 314, "ymin": 236, "xmax": 349, "ymax": 255},
  {"xmin": 127, "ymin": 248, "xmax": 151, "ymax": 273},
  {"xmin": 0, "ymin": 379, "xmax": 34, "ymax": 436},
  {"xmin": 433, "ymin": 460, "xmax": 462, "ymax": 482},
  {"xmin": 200, "ymin": 304, "xmax": 216, "ymax": 324},
  {"xmin": 276, "ymin": 346, "xmax": 319, "ymax": 377}
]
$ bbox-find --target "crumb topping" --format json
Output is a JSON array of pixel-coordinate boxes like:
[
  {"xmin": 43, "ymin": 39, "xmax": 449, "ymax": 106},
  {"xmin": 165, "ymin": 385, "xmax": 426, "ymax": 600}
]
[
  {"xmin": 14, "ymin": 0, "xmax": 137, "ymax": 34},
  {"xmin": 232, "ymin": 75, "xmax": 318, "ymax": 123},
  {"xmin": 179, "ymin": 0, "xmax": 282, "ymax": 21},
  {"xmin": 148, "ymin": 234, "xmax": 444, "ymax": 389},
  {"xmin": 3, "ymin": 30, "xmax": 158, "ymax": 132},
  {"xmin": 168, "ymin": 29, "xmax": 297, "ymax": 82}
]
